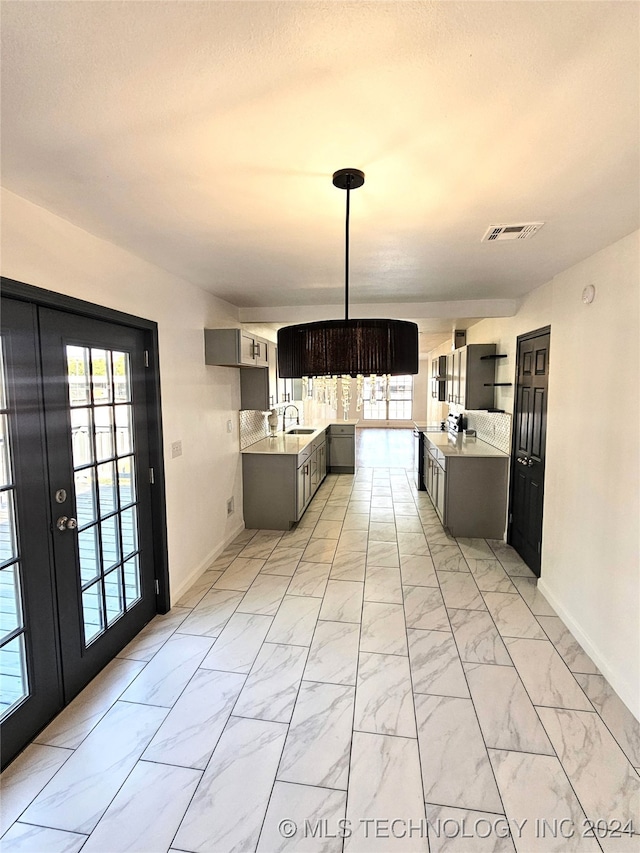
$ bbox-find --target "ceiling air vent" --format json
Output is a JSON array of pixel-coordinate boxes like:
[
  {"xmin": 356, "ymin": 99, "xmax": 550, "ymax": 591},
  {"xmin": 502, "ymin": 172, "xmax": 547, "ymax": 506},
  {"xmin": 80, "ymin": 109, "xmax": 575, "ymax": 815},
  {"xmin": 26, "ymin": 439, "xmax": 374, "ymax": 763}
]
[{"xmin": 481, "ymin": 223, "xmax": 545, "ymax": 242}]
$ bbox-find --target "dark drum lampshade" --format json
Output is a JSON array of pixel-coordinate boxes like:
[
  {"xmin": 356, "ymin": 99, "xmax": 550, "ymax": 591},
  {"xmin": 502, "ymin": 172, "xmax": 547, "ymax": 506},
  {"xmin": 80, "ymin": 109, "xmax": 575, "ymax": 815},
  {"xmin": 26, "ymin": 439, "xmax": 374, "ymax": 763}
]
[
  {"xmin": 277, "ymin": 319, "xmax": 419, "ymax": 378},
  {"xmin": 277, "ymin": 168, "xmax": 419, "ymax": 380}
]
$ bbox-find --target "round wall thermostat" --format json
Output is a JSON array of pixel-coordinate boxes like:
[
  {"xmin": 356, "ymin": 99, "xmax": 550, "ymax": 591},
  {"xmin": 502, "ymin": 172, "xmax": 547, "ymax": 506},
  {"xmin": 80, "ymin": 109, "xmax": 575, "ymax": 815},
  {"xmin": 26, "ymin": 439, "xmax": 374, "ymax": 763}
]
[{"xmin": 582, "ymin": 284, "xmax": 596, "ymax": 304}]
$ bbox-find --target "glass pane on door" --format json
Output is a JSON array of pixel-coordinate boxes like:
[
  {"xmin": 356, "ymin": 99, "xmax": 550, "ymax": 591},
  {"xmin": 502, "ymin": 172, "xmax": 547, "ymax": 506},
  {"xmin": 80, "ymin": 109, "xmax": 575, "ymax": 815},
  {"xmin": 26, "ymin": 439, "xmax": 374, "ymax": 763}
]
[
  {"xmin": 0, "ymin": 340, "xmax": 29, "ymax": 721},
  {"xmin": 66, "ymin": 345, "xmax": 142, "ymax": 647}
]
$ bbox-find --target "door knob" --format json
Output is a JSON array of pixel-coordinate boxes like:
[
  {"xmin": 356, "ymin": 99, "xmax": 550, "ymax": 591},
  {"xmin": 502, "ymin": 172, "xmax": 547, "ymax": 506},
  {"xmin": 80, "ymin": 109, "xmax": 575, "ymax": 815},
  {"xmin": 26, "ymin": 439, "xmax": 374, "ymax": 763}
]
[
  {"xmin": 56, "ymin": 516, "xmax": 78, "ymax": 531},
  {"xmin": 526, "ymin": 458, "xmax": 534, "ymax": 467}
]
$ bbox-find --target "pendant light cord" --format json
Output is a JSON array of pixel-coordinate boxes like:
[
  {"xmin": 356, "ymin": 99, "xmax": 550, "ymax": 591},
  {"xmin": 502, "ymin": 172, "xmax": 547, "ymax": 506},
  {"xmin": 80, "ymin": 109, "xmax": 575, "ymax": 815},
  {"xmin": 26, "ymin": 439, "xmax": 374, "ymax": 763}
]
[{"xmin": 345, "ymin": 173, "xmax": 351, "ymax": 321}]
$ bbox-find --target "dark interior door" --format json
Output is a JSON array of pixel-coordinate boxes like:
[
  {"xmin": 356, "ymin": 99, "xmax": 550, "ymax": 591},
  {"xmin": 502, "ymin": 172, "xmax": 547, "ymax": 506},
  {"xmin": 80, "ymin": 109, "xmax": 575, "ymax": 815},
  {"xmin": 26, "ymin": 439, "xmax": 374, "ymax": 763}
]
[
  {"xmin": 1, "ymin": 298, "xmax": 159, "ymax": 767},
  {"xmin": 509, "ymin": 328, "xmax": 551, "ymax": 576}
]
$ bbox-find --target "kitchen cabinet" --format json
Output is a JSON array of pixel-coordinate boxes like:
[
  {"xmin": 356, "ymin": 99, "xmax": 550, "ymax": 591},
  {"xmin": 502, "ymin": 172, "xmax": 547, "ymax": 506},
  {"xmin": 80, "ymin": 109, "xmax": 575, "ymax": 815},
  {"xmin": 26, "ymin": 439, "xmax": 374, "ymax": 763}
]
[
  {"xmin": 425, "ymin": 447, "xmax": 434, "ymax": 497},
  {"xmin": 268, "ymin": 343, "xmax": 278, "ymax": 405},
  {"xmin": 275, "ymin": 349, "xmax": 304, "ymax": 403},
  {"xmin": 327, "ymin": 423, "xmax": 355, "ymax": 473},
  {"xmin": 446, "ymin": 350, "xmax": 459, "ymax": 405},
  {"xmin": 434, "ymin": 459, "xmax": 446, "ymax": 520},
  {"xmin": 317, "ymin": 440, "xmax": 327, "ymax": 484},
  {"xmin": 425, "ymin": 448, "xmax": 446, "ymax": 522},
  {"xmin": 446, "ymin": 344, "xmax": 497, "ymax": 410},
  {"xmin": 297, "ymin": 454, "xmax": 312, "ymax": 518},
  {"xmin": 242, "ymin": 429, "xmax": 328, "ymax": 529},
  {"xmin": 239, "ymin": 342, "xmax": 278, "ymax": 410},
  {"xmin": 308, "ymin": 432, "xmax": 326, "ymax": 498},
  {"xmin": 277, "ymin": 375, "xmax": 304, "ymax": 404},
  {"xmin": 423, "ymin": 435, "xmax": 508, "ymax": 538},
  {"xmin": 204, "ymin": 328, "xmax": 270, "ymax": 368},
  {"xmin": 431, "ymin": 355, "xmax": 447, "ymax": 401}
]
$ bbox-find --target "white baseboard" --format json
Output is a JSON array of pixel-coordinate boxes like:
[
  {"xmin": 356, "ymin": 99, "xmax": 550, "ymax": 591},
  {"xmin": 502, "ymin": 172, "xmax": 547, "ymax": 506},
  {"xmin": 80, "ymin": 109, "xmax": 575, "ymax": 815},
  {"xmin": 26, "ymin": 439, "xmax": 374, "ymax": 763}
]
[
  {"xmin": 538, "ymin": 578, "xmax": 640, "ymax": 722},
  {"xmin": 170, "ymin": 520, "xmax": 245, "ymax": 605}
]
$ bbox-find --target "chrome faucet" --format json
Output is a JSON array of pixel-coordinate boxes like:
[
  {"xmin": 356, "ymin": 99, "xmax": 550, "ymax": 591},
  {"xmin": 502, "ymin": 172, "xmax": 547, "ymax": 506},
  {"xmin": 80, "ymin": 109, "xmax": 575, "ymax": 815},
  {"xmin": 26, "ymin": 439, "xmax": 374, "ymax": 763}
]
[{"xmin": 282, "ymin": 404, "xmax": 300, "ymax": 432}]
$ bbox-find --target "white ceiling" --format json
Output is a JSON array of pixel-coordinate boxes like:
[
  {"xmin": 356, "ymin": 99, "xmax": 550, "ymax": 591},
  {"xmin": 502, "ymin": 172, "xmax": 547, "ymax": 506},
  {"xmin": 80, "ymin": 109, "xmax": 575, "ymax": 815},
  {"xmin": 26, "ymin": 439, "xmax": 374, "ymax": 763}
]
[{"xmin": 1, "ymin": 1, "xmax": 638, "ymax": 333}]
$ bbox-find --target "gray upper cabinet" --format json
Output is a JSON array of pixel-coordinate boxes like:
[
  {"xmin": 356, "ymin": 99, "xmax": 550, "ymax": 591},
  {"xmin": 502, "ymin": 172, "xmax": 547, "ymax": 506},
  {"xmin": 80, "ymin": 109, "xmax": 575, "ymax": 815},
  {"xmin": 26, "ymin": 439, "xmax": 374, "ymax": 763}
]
[
  {"xmin": 431, "ymin": 355, "xmax": 447, "ymax": 401},
  {"xmin": 204, "ymin": 328, "xmax": 270, "ymax": 368},
  {"xmin": 277, "ymin": 374, "xmax": 304, "ymax": 404},
  {"xmin": 268, "ymin": 342, "xmax": 278, "ymax": 405},
  {"xmin": 447, "ymin": 343, "xmax": 497, "ymax": 409},
  {"xmin": 239, "ymin": 342, "xmax": 278, "ymax": 410}
]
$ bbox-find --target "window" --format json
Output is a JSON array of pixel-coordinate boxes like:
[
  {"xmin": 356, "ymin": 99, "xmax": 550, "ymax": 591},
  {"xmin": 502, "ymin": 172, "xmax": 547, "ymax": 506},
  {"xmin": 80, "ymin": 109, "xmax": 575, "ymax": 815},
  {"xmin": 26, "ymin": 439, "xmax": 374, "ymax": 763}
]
[{"xmin": 362, "ymin": 375, "xmax": 413, "ymax": 420}]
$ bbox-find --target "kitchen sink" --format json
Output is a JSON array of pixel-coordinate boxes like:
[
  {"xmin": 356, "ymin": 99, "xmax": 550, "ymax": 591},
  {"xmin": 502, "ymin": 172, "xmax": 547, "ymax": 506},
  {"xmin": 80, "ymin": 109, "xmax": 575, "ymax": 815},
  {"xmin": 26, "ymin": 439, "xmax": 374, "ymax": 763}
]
[{"xmin": 286, "ymin": 428, "xmax": 316, "ymax": 434}]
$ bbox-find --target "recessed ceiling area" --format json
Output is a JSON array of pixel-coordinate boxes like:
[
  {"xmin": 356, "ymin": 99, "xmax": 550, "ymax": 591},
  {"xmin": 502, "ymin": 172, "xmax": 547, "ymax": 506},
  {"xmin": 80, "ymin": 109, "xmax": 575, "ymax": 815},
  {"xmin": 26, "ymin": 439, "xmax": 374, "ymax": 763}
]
[{"xmin": 1, "ymin": 1, "xmax": 638, "ymax": 321}]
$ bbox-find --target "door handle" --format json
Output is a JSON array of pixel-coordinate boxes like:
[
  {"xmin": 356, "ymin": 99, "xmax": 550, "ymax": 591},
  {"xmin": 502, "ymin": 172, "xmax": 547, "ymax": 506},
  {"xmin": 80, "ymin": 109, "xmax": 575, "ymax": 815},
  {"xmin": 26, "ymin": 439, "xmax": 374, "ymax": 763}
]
[
  {"xmin": 526, "ymin": 458, "xmax": 535, "ymax": 467},
  {"xmin": 56, "ymin": 516, "xmax": 77, "ymax": 531}
]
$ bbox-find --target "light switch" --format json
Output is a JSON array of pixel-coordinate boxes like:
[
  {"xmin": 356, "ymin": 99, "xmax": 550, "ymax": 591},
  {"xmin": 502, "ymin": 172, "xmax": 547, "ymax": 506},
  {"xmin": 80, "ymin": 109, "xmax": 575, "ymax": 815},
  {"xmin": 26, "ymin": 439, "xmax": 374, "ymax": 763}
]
[
  {"xmin": 171, "ymin": 440, "xmax": 182, "ymax": 458},
  {"xmin": 226, "ymin": 419, "xmax": 233, "ymax": 433}
]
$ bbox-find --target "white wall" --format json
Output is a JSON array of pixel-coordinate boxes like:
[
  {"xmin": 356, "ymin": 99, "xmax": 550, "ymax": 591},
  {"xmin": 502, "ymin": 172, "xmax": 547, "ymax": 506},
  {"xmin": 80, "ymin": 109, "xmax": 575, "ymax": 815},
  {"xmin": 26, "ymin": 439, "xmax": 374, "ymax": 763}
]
[
  {"xmin": 424, "ymin": 230, "xmax": 639, "ymax": 719},
  {"xmin": 1, "ymin": 188, "xmax": 245, "ymax": 602},
  {"xmin": 424, "ymin": 283, "xmax": 554, "ymax": 426},
  {"xmin": 541, "ymin": 230, "xmax": 639, "ymax": 720},
  {"xmin": 465, "ymin": 281, "xmax": 554, "ymax": 413}
]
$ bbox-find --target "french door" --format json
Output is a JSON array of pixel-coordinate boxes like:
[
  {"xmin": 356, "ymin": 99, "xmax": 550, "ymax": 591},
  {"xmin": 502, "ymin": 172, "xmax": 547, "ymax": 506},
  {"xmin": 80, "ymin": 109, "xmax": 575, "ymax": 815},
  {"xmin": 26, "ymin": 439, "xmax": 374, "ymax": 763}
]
[
  {"xmin": 509, "ymin": 327, "xmax": 551, "ymax": 577},
  {"xmin": 1, "ymin": 294, "xmax": 163, "ymax": 767}
]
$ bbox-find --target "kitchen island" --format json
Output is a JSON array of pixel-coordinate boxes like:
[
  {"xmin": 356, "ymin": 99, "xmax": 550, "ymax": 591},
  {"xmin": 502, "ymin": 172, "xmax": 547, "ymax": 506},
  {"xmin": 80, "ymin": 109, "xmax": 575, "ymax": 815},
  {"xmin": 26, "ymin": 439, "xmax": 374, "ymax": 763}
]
[{"xmin": 241, "ymin": 420, "xmax": 359, "ymax": 529}]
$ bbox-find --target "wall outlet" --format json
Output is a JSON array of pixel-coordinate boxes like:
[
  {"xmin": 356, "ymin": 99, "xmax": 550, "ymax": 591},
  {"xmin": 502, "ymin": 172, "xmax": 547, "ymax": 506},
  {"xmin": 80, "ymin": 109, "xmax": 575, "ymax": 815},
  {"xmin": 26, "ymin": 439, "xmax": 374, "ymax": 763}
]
[
  {"xmin": 226, "ymin": 497, "xmax": 234, "ymax": 516},
  {"xmin": 171, "ymin": 440, "xmax": 182, "ymax": 458}
]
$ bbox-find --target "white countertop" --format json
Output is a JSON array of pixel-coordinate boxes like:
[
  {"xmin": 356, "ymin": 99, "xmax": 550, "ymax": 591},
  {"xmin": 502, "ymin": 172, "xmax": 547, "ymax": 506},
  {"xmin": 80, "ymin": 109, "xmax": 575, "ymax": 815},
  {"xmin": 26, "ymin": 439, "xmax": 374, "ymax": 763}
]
[
  {"xmin": 242, "ymin": 420, "xmax": 359, "ymax": 455},
  {"xmin": 424, "ymin": 431, "xmax": 509, "ymax": 458}
]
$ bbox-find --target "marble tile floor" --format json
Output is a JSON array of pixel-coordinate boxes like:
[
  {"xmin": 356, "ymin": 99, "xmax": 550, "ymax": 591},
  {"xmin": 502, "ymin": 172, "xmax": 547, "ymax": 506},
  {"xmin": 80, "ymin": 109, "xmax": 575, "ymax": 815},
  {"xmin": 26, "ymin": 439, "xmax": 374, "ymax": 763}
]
[{"xmin": 2, "ymin": 468, "xmax": 639, "ymax": 853}]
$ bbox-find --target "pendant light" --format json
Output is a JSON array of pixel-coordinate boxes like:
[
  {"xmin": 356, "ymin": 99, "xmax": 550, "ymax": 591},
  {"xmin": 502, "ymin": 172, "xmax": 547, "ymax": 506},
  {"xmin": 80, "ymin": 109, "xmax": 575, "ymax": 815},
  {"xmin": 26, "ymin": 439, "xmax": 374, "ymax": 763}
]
[{"xmin": 277, "ymin": 169, "xmax": 419, "ymax": 379}]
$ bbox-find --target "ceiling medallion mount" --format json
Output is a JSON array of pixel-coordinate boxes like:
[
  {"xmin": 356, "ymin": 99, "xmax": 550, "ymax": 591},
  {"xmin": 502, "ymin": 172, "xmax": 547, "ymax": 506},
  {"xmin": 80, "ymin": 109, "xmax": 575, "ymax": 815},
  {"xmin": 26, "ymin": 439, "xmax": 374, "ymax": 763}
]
[
  {"xmin": 332, "ymin": 168, "xmax": 365, "ymax": 191},
  {"xmin": 277, "ymin": 168, "xmax": 419, "ymax": 380}
]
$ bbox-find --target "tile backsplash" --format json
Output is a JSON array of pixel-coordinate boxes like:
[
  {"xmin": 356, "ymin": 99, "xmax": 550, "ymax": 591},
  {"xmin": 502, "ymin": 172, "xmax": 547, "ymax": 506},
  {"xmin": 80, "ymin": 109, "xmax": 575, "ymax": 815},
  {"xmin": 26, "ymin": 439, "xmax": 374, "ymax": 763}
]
[
  {"xmin": 239, "ymin": 402, "xmax": 306, "ymax": 450},
  {"xmin": 464, "ymin": 409, "xmax": 512, "ymax": 454},
  {"xmin": 239, "ymin": 410, "xmax": 268, "ymax": 450},
  {"xmin": 241, "ymin": 402, "xmax": 511, "ymax": 454}
]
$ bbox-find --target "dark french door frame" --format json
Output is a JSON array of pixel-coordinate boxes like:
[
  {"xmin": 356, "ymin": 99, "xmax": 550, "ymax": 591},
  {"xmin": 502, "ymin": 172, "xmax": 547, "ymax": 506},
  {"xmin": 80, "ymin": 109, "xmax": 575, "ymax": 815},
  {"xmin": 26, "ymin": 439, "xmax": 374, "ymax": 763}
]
[
  {"xmin": 1, "ymin": 276, "xmax": 170, "ymax": 613},
  {"xmin": 507, "ymin": 324, "xmax": 551, "ymax": 574}
]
